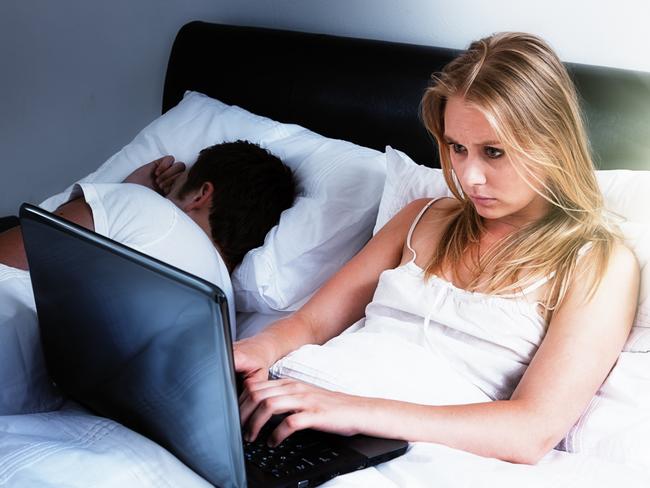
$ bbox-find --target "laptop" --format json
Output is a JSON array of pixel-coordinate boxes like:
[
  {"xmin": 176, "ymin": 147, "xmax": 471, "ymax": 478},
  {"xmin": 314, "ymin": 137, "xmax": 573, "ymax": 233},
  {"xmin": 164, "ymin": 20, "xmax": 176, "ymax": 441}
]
[{"xmin": 20, "ymin": 203, "xmax": 408, "ymax": 488}]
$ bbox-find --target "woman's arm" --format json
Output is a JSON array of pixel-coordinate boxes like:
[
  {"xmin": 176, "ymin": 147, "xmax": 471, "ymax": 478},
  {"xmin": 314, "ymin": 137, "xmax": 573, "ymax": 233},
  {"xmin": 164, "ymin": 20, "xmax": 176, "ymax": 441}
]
[
  {"xmin": 234, "ymin": 199, "xmax": 434, "ymax": 382},
  {"xmin": 240, "ymin": 241, "xmax": 640, "ymax": 464},
  {"xmin": 0, "ymin": 198, "xmax": 94, "ymax": 270}
]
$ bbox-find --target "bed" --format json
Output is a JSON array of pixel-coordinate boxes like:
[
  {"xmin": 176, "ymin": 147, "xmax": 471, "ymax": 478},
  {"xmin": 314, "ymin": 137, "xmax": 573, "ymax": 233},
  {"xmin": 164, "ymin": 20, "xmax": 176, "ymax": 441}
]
[{"xmin": 1, "ymin": 20, "xmax": 650, "ymax": 487}]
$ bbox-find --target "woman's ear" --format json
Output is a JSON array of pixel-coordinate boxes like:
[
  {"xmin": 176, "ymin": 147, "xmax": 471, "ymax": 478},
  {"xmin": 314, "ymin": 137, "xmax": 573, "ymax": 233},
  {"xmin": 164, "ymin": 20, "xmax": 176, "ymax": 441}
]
[{"xmin": 183, "ymin": 181, "xmax": 214, "ymax": 212}]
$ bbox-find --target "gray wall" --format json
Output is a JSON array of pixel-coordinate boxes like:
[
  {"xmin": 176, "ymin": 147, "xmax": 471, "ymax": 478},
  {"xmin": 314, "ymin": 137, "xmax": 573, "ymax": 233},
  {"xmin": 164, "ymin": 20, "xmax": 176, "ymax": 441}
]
[
  {"xmin": 0, "ymin": 0, "xmax": 222, "ymax": 215},
  {"xmin": 2, "ymin": 0, "xmax": 648, "ymax": 215},
  {"xmin": 213, "ymin": 0, "xmax": 650, "ymax": 72}
]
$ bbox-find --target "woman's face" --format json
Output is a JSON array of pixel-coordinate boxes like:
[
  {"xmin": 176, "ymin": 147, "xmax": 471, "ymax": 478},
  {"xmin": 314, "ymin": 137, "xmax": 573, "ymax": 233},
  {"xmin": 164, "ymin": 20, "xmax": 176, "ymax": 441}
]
[{"xmin": 443, "ymin": 95, "xmax": 549, "ymax": 231}]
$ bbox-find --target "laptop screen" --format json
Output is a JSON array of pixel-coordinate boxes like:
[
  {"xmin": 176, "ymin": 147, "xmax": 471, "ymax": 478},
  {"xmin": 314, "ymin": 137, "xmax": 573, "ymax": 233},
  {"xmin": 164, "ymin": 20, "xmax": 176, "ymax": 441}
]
[{"xmin": 20, "ymin": 203, "xmax": 246, "ymax": 487}]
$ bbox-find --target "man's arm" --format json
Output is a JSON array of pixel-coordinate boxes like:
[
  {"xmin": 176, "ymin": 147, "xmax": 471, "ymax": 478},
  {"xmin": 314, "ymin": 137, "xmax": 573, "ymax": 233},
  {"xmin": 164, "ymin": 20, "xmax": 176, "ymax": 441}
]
[
  {"xmin": 0, "ymin": 198, "xmax": 94, "ymax": 271},
  {"xmin": 123, "ymin": 156, "xmax": 186, "ymax": 195},
  {"xmin": 0, "ymin": 154, "xmax": 183, "ymax": 271}
]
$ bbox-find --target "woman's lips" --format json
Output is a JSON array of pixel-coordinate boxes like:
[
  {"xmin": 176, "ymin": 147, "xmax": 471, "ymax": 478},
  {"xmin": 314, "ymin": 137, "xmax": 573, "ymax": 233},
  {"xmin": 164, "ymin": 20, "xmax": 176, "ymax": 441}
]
[{"xmin": 470, "ymin": 195, "xmax": 497, "ymax": 205}]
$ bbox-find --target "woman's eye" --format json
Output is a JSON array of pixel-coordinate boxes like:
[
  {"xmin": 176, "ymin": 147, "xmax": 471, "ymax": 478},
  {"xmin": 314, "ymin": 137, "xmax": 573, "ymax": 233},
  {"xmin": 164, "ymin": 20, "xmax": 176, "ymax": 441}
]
[
  {"xmin": 450, "ymin": 143, "xmax": 466, "ymax": 154},
  {"xmin": 485, "ymin": 146, "xmax": 504, "ymax": 159}
]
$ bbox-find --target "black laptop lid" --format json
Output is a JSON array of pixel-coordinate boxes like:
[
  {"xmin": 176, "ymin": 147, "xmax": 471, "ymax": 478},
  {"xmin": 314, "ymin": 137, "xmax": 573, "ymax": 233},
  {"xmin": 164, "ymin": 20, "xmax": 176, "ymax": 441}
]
[{"xmin": 20, "ymin": 203, "xmax": 246, "ymax": 488}]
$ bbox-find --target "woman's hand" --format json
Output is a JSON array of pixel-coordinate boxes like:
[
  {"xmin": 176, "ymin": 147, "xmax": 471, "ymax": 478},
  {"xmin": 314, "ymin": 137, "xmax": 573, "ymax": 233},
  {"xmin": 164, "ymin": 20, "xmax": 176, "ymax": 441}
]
[
  {"xmin": 239, "ymin": 378, "xmax": 369, "ymax": 446},
  {"xmin": 233, "ymin": 336, "xmax": 279, "ymax": 385},
  {"xmin": 123, "ymin": 155, "xmax": 186, "ymax": 196}
]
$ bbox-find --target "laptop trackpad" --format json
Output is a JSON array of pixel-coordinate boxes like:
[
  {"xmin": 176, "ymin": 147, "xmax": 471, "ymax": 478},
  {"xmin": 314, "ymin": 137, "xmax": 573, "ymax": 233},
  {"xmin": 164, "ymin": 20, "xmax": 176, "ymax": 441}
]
[{"xmin": 345, "ymin": 435, "xmax": 409, "ymax": 465}]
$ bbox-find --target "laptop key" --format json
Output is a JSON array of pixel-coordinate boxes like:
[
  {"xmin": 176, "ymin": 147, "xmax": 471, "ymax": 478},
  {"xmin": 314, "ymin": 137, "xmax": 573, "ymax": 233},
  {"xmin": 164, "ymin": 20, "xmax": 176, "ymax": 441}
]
[
  {"xmin": 242, "ymin": 427, "xmax": 370, "ymax": 484},
  {"xmin": 301, "ymin": 457, "xmax": 315, "ymax": 467}
]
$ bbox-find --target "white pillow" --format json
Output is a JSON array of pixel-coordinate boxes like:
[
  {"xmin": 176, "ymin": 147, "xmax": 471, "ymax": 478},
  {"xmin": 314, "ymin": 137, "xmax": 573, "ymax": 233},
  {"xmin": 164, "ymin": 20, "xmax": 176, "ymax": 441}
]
[
  {"xmin": 41, "ymin": 91, "xmax": 386, "ymax": 313},
  {"xmin": 376, "ymin": 146, "xmax": 650, "ymax": 467},
  {"xmin": 373, "ymin": 147, "xmax": 452, "ymax": 235}
]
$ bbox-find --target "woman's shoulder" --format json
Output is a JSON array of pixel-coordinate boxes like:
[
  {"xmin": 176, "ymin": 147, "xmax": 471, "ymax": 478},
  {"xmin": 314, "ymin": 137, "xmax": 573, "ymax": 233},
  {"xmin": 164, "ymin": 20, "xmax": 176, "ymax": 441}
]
[
  {"xmin": 412, "ymin": 196, "xmax": 460, "ymax": 228},
  {"xmin": 604, "ymin": 240, "xmax": 639, "ymax": 278},
  {"xmin": 402, "ymin": 196, "xmax": 460, "ymax": 217},
  {"xmin": 384, "ymin": 197, "xmax": 459, "ymax": 234},
  {"xmin": 393, "ymin": 197, "xmax": 460, "ymax": 263},
  {"xmin": 578, "ymin": 239, "xmax": 638, "ymax": 274},
  {"xmin": 564, "ymin": 239, "xmax": 639, "ymax": 308},
  {"xmin": 429, "ymin": 196, "xmax": 461, "ymax": 210}
]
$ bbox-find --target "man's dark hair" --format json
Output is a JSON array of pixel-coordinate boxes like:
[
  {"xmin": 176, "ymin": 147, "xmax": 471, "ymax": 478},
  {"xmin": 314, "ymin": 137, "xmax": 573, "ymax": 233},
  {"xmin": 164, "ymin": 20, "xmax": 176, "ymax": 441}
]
[{"xmin": 178, "ymin": 140, "xmax": 297, "ymax": 272}]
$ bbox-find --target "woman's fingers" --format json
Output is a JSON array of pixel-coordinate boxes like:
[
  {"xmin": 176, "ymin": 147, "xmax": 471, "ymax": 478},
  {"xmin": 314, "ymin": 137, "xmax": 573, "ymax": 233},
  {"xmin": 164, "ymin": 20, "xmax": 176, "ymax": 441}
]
[
  {"xmin": 244, "ymin": 391, "xmax": 309, "ymax": 442},
  {"xmin": 268, "ymin": 412, "xmax": 312, "ymax": 446},
  {"xmin": 239, "ymin": 379, "xmax": 300, "ymax": 426},
  {"xmin": 238, "ymin": 372, "xmax": 275, "ymax": 406},
  {"xmin": 238, "ymin": 375, "xmax": 269, "ymax": 408},
  {"xmin": 234, "ymin": 342, "xmax": 274, "ymax": 406},
  {"xmin": 238, "ymin": 379, "xmax": 362, "ymax": 446}
]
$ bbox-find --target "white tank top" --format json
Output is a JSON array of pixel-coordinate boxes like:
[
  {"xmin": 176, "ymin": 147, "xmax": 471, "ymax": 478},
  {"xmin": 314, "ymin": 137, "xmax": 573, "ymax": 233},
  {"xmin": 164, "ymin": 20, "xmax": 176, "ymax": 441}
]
[{"xmin": 362, "ymin": 197, "xmax": 571, "ymax": 400}]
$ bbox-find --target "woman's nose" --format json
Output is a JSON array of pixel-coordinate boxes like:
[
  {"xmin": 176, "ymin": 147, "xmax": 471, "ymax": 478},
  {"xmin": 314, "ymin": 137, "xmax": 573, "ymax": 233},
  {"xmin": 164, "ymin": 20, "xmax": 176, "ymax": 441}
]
[{"xmin": 463, "ymin": 158, "xmax": 487, "ymax": 186}]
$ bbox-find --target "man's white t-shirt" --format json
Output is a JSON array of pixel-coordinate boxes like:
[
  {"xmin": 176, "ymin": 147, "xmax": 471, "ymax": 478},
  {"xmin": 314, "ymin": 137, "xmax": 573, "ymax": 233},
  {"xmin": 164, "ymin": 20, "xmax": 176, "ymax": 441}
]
[
  {"xmin": 71, "ymin": 182, "xmax": 236, "ymax": 331},
  {"xmin": 1, "ymin": 183, "xmax": 235, "ymax": 414}
]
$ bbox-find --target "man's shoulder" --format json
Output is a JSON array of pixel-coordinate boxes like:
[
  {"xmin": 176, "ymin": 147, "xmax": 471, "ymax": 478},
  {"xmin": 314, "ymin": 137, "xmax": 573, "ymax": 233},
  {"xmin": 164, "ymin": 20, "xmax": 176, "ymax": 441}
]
[
  {"xmin": 89, "ymin": 183, "xmax": 175, "ymax": 219},
  {"xmin": 106, "ymin": 182, "xmax": 170, "ymax": 205},
  {"xmin": 76, "ymin": 182, "xmax": 176, "ymax": 239}
]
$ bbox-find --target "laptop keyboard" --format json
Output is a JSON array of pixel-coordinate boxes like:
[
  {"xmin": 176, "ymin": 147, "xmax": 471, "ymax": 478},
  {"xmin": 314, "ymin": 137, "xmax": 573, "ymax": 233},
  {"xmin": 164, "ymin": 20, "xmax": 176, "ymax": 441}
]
[{"xmin": 243, "ymin": 429, "xmax": 342, "ymax": 479}]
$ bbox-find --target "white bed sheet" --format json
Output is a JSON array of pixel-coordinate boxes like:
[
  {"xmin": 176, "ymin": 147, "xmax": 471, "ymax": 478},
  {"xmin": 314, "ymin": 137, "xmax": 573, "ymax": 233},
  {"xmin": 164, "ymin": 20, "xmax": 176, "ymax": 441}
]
[
  {"xmin": 2, "ymin": 287, "xmax": 649, "ymax": 487},
  {"xmin": 0, "ymin": 402, "xmax": 211, "ymax": 488},
  {"xmin": 2, "ymin": 403, "xmax": 649, "ymax": 488}
]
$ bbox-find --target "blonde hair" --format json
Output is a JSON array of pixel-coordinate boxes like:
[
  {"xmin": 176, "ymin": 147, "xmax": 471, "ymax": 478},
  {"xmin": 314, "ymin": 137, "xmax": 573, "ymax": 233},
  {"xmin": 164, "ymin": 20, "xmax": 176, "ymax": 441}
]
[{"xmin": 420, "ymin": 32, "xmax": 620, "ymax": 320}]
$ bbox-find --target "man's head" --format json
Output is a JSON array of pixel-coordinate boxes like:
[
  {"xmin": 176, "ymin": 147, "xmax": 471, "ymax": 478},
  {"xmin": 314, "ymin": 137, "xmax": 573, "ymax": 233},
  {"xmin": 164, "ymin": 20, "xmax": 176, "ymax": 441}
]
[{"xmin": 168, "ymin": 140, "xmax": 297, "ymax": 272}]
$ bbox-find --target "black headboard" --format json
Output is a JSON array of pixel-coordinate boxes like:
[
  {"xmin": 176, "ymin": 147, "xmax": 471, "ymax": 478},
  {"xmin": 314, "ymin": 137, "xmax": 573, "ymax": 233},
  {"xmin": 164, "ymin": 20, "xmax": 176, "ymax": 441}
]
[
  {"xmin": 2, "ymin": 22, "xmax": 646, "ymax": 230},
  {"xmin": 164, "ymin": 21, "xmax": 650, "ymax": 170}
]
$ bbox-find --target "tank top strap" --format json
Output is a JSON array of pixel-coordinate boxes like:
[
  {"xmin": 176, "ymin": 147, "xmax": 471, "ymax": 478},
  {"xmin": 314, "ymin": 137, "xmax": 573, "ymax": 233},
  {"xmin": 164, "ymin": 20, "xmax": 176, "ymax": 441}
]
[
  {"xmin": 517, "ymin": 241, "xmax": 595, "ymax": 296},
  {"xmin": 406, "ymin": 197, "xmax": 445, "ymax": 264},
  {"xmin": 518, "ymin": 272, "xmax": 556, "ymax": 295}
]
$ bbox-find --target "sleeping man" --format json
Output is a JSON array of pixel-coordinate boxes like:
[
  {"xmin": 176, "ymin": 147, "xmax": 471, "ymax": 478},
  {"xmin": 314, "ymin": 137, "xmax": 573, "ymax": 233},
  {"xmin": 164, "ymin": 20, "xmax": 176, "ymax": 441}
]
[{"xmin": 0, "ymin": 140, "xmax": 297, "ymax": 415}]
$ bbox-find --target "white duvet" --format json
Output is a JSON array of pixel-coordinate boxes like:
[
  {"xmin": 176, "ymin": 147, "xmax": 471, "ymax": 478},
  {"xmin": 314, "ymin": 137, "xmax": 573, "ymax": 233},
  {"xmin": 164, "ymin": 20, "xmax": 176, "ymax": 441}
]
[
  {"xmin": 2, "ymin": 403, "xmax": 649, "ymax": 487},
  {"xmin": 2, "ymin": 272, "xmax": 650, "ymax": 487}
]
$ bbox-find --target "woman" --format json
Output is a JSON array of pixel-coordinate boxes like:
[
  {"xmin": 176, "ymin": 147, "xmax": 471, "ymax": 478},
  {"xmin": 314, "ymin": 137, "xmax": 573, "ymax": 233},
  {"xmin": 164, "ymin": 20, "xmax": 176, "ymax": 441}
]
[{"xmin": 234, "ymin": 32, "xmax": 640, "ymax": 464}]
